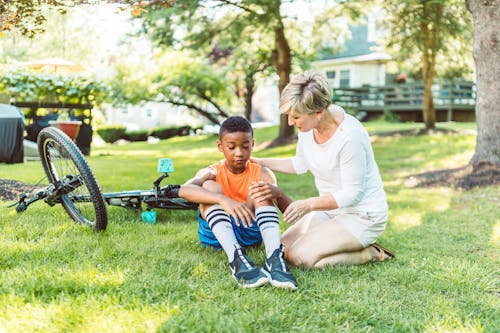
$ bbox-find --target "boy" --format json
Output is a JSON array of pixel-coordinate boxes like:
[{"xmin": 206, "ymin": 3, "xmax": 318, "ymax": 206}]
[{"xmin": 178, "ymin": 116, "xmax": 297, "ymax": 290}]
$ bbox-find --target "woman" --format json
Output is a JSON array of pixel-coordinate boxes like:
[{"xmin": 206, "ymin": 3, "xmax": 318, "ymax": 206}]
[{"xmin": 250, "ymin": 71, "xmax": 394, "ymax": 268}]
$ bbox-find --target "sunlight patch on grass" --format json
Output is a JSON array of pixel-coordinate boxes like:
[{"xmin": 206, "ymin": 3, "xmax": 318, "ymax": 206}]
[
  {"xmin": 82, "ymin": 303, "xmax": 179, "ymax": 333},
  {"xmin": 391, "ymin": 210, "xmax": 423, "ymax": 231},
  {"xmin": 388, "ymin": 188, "xmax": 451, "ymax": 212},
  {"xmin": 424, "ymin": 315, "xmax": 484, "ymax": 333},
  {"xmin": 191, "ymin": 262, "xmax": 209, "ymax": 278},
  {"xmin": 0, "ymin": 294, "xmax": 179, "ymax": 333},
  {"xmin": 423, "ymin": 151, "xmax": 474, "ymax": 171},
  {"xmin": 490, "ymin": 222, "xmax": 500, "ymax": 244},
  {"xmin": 94, "ymin": 149, "xmax": 165, "ymax": 157},
  {"xmin": 387, "ymin": 188, "xmax": 451, "ymax": 233},
  {"xmin": 3, "ymin": 264, "xmax": 127, "ymax": 293},
  {"xmin": 6, "ymin": 209, "xmax": 17, "ymax": 218},
  {"xmin": 1, "ymin": 239, "xmax": 43, "ymax": 253}
]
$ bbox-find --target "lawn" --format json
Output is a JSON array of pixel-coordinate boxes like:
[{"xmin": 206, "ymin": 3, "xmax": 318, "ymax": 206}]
[{"xmin": 0, "ymin": 121, "xmax": 498, "ymax": 332}]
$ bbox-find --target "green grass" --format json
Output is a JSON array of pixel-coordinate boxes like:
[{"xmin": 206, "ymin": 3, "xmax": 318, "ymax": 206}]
[{"xmin": 1, "ymin": 121, "xmax": 498, "ymax": 333}]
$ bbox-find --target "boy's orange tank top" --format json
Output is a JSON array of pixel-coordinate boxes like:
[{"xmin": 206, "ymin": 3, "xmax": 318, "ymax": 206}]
[{"xmin": 212, "ymin": 160, "xmax": 261, "ymax": 203}]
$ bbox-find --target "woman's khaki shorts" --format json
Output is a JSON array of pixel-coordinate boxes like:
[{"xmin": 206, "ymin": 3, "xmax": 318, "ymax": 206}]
[{"xmin": 302, "ymin": 210, "xmax": 388, "ymax": 248}]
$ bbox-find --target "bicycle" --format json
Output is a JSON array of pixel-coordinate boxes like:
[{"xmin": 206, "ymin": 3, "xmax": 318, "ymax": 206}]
[{"xmin": 10, "ymin": 127, "xmax": 198, "ymax": 231}]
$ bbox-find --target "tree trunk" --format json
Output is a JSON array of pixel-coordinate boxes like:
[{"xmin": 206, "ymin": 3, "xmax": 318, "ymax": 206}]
[
  {"xmin": 274, "ymin": 24, "xmax": 294, "ymax": 142},
  {"xmin": 466, "ymin": 0, "xmax": 500, "ymax": 164},
  {"xmin": 421, "ymin": 6, "xmax": 436, "ymax": 130},
  {"xmin": 244, "ymin": 78, "xmax": 254, "ymax": 121},
  {"xmin": 422, "ymin": 71, "xmax": 436, "ymax": 130}
]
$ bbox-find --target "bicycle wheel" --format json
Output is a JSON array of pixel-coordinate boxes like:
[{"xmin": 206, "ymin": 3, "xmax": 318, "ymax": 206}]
[{"xmin": 38, "ymin": 127, "xmax": 108, "ymax": 231}]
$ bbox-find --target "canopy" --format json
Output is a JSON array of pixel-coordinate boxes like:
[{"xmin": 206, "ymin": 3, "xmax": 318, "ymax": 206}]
[
  {"xmin": 0, "ymin": 104, "xmax": 24, "ymax": 163},
  {"xmin": 24, "ymin": 57, "xmax": 86, "ymax": 74}
]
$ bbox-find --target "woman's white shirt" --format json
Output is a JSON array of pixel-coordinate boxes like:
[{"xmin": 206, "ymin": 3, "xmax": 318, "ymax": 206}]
[{"xmin": 291, "ymin": 111, "xmax": 388, "ymax": 217}]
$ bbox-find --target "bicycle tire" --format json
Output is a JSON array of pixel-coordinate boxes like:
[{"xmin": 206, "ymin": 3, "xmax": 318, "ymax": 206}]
[{"xmin": 37, "ymin": 127, "xmax": 108, "ymax": 231}]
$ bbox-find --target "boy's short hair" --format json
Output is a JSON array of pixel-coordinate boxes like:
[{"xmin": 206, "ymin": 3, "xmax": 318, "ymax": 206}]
[{"xmin": 219, "ymin": 116, "xmax": 253, "ymax": 139}]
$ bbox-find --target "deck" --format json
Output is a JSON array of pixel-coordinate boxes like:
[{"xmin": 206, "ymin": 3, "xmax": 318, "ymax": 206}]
[{"xmin": 333, "ymin": 81, "xmax": 476, "ymax": 122}]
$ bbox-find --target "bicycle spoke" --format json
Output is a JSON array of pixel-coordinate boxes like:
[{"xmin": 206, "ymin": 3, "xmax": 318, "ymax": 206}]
[{"xmin": 45, "ymin": 139, "xmax": 97, "ymax": 226}]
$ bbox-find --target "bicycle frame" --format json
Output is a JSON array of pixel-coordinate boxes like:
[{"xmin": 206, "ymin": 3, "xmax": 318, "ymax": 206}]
[
  {"xmin": 10, "ymin": 127, "xmax": 197, "ymax": 230},
  {"xmin": 12, "ymin": 170, "xmax": 197, "ymax": 213}
]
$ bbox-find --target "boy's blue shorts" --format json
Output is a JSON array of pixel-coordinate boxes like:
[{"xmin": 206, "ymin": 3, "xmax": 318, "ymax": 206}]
[{"xmin": 197, "ymin": 210, "xmax": 262, "ymax": 249}]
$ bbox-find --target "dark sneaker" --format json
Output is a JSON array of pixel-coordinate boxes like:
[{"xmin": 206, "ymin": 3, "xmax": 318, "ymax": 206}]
[
  {"xmin": 262, "ymin": 245, "xmax": 298, "ymax": 290},
  {"xmin": 229, "ymin": 247, "xmax": 269, "ymax": 288}
]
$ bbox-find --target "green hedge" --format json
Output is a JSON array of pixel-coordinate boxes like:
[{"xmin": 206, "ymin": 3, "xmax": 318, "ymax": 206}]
[
  {"xmin": 0, "ymin": 71, "xmax": 108, "ymax": 105},
  {"xmin": 150, "ymin": 125, "xmax": 192, "ymax": 140},
  {"xmin": 97, "ymin": 125, "xmax": 196, "ymax": 143},
  {"xmin": 125, "ymin": 129, "xmax": 150, "ymax": 142},
  {"xmin": 96, "ymin": 124, "xmax": 127, "ymax": 143}
]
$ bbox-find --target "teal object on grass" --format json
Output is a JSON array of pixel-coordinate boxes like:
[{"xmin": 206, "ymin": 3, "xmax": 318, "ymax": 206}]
[
  {"xmin": 141, "ymin": 211, "xmax": 157, "ymax": 224},
  {"xmin": 158, "ymin": 158, "xmax": 174, "ymax": 173}
]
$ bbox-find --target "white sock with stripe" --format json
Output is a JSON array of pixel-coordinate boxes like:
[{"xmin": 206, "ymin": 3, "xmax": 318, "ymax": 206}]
[
  {"xmin": 205, "ymin": 205, "xmax": 239, "ymax": 262},
  {"xmin": 256, "ymin": 206, "xmax": 281, "ymax": 258}
]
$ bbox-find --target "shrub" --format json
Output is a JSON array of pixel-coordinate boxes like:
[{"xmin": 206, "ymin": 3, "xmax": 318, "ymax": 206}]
[
  {"xmin": 151, "ymin": 126, "xmax": 191, "ymax": 140},
  {"xmin": 177, "ymin": 125, "xmax": 192, "ymax": 136},
  {"xmin": 0, "ymin": 70, "xmax": 109, "ymax": 105},
  {"xmin": 379, "ymin": 110, "xmax": 401, "ymax": 123},
  {"xmin": 96, "ymin": 124, "xmax": 127, "ymax": 143},
  {"xmin": 125, "ymin": 129, "xmax": 150, "ymax": 142}
]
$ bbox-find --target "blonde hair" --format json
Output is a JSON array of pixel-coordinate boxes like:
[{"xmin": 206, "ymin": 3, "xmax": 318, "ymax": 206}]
[{"xmin": 279, "ymin": 71, "xmax": 332, "ymax": 115}]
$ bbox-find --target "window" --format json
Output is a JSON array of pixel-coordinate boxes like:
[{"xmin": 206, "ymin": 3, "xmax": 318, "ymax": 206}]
[
  {"xmin": 340, "ymin": 70, "xmax": 350, "ymax": 88},
  {"xmin": 326, "ymin": 71, "xmax": 336, "ymax": 79}
]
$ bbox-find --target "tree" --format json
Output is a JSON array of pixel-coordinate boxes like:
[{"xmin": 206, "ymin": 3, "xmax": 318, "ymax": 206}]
[
  {"xmin": 136, "ymin": 0, "xmax": 366, "ymax": 143},
  {"xmin": 2, "ymin": 0, "xmax": 367, "ymax": 139},
  {"xmin": 465, "ymin": 0, "xmax": 500, "ymax": 164},
  {"xmin": 109, "ymin": 51, "xmax": 234, "ymax": 125},
  {"xmin": 382, "ymin": 0, "xmax": 472, "ymax": 130},
  {"xmin": 226, "ymin": 46, "xmax": 273, "ymax": 121},
  {"xmin": 0, "ymin": 5, "xmax": 108, "ymax": 65}
]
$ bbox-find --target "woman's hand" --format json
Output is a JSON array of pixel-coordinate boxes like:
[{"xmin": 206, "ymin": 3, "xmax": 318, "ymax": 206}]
[
  {"xmin": 248, "ymin": 180, "xmax": 281, "ymax": 203},
  {"xmin": 283, "ymin": 199, "xmax": 313, "ymax": 225},
  {"xmin": 219, "ymin": 197, "xmax": 256, "ymax": 228}
]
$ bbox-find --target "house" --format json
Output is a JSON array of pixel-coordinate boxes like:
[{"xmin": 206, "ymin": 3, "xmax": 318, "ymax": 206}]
[
  {"xmin": 311, "ymin": 21, "xmax": 391, "ymax": 89},
  {"xmin": 104, "ymin": 101, "xmax": 204, "ymax": 131}
]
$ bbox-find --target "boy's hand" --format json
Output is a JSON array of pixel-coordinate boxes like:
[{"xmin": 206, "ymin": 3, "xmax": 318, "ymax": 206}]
[
  {"xmin": 248, "ymin": 181, "xmax": 280, "ymax": 203},
  {"xmin": 220, "ymin": 197, "xmax": 256, "ymax": 228}
]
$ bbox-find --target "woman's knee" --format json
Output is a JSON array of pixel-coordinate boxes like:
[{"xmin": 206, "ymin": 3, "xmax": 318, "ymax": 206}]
[{"xmin": 285, "ymin": 245, "xmax": 318, "ymax": 268}]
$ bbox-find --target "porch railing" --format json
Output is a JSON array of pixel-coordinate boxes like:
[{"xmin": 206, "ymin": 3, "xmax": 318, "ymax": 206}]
[{"xmin": 333, "ymin": 81, "xmax": 475, "ymax": 121}]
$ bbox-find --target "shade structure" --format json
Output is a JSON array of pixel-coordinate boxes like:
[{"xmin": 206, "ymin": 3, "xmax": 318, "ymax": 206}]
[
  {"xmin": 24, "ymin": 57, "xmax": 86, "ymax": 74},
  {"xmin": 0, "ymin": 104, "xmax": 24, "ymax": 163}
]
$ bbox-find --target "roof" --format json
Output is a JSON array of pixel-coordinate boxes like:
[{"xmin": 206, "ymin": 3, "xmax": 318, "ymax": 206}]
[{"xmin": 317, "ymin": 25, "xmax": 378, "ymax": 61}]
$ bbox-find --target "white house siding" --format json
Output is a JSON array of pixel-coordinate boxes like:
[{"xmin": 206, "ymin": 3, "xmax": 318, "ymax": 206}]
[
  {"xmin": 311, "ymin": 54, "xmax": 389, "ymax": 88},
  {"xmin": 105, "ymin": 102, "xmax": 203, "ymax": 131},
  {"xmin": 354, "ymin": 63, "xmax": 385, "ymax": 87},
  {"xmin": 251, "ymin": 83, "xmax": 280, "ymax": 124}
]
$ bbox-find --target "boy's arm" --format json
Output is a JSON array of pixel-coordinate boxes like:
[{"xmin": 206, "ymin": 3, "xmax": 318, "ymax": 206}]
[
  {"xmin": 179, "ymin": 167, "xmax": 224, "ymax": 204},
  {"xmin": 250, "ymin": 167, "xmax": 292, "ymax": 213},
  {"xmin": 183, "ymin": 167, "xmax": 216, "ymax": 186},
  {"xmin": 179, "ymin": 167, "xmax": 256, "ymax": 227}
]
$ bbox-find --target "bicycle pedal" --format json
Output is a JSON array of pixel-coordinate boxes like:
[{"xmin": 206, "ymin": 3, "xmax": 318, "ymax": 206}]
[{"xmin": 141, "ymin": 211, "xmax": 157, "ymax": 224}]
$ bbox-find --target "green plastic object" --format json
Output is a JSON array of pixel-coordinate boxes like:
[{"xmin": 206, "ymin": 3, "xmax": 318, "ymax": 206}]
[
  {"xmin": 158, "ymin": 158, "xmax": 174, "ymax": 173},
  {"xmin": 141, "ymin": 211, "xmax": 157, "ymax": 224}
]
